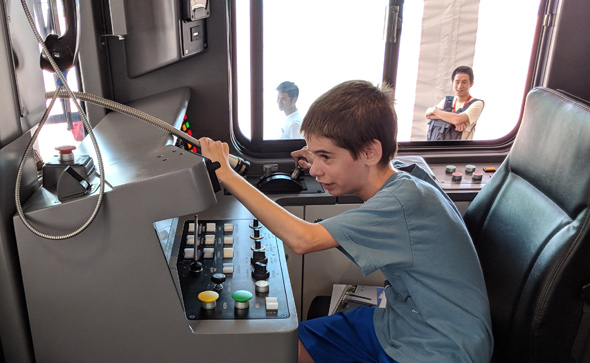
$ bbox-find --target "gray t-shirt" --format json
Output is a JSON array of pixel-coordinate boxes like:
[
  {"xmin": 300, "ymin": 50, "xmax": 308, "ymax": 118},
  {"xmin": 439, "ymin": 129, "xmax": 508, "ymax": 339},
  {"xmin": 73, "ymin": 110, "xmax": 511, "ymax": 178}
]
[{"xmin": 320, "ymin": 162, "xmax": 493, "ymax": 363}]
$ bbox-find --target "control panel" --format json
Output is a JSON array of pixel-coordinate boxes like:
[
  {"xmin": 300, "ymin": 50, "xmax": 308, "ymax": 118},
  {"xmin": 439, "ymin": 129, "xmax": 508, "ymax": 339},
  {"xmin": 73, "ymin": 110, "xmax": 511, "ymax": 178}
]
[
  {"xmin": 431, "ymin": 163, "xmax": 501, "ymax": 191},
  {"xmin": 175, "ymin": 217, "xmax": 291, "ymax": 320}
]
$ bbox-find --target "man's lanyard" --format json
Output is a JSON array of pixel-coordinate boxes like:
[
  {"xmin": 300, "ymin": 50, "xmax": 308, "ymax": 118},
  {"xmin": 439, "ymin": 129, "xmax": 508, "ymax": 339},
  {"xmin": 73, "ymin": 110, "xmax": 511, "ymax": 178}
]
[{"xmin": 453, "ymin": 96, "xmax": 472, "ymax": 112}]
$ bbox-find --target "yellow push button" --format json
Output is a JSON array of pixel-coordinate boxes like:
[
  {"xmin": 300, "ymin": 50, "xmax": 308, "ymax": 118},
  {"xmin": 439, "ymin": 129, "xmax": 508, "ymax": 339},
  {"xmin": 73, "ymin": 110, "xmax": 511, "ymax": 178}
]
[{"xmin": 198, "ymin": 290, "xmax": 219, "ymax": 310}]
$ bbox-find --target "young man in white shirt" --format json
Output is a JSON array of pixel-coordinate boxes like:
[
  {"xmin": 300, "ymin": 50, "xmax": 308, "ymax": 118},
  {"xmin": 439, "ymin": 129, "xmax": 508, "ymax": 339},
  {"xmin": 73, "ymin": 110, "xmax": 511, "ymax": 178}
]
[
  {"xmin": 277, "ymin": 81, "xmax": 303, "ymax": 139},
  {"xmin": 426, "ymin": 66, "xmax": 484, "ymax": 140}
]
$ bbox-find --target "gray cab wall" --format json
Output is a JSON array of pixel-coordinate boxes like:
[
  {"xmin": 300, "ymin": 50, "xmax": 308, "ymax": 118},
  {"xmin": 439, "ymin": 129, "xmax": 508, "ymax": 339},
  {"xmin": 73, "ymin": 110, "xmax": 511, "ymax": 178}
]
[
  {"xmin": 544, "ymin": 0, "xmax": 590, "ymax": 102},
  {"xmin": 99, "ymin": 0, "xmax": 232, "ymax": 145}
]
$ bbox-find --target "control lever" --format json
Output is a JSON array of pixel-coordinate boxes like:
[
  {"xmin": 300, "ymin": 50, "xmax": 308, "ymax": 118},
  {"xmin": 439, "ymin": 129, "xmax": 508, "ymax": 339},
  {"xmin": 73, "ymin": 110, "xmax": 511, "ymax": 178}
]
[
  {"xmin": 291, "ymin": 157, "xmax": 308, "ymax": 179},
  {"xmin": 291, "ymin": 165, "xmax": 303, "ymax": 179},
  {"xmin": 227, "ymin": 154, "xmax": 250, "ymax": 176}
]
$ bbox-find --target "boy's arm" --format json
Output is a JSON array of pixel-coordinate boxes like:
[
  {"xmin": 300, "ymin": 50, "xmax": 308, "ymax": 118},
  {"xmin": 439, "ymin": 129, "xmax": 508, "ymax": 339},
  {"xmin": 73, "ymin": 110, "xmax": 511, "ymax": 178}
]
[{"xmin": 199, "ymin": 138, "xmax": 338, "ymax": 254}]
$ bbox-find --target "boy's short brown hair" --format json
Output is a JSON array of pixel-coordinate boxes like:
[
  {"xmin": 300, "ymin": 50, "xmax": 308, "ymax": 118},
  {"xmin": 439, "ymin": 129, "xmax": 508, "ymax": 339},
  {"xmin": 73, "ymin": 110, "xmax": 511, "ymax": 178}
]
[{"xmin": 301, "ymin": 80, "xmax": 397, "ymax": 167}]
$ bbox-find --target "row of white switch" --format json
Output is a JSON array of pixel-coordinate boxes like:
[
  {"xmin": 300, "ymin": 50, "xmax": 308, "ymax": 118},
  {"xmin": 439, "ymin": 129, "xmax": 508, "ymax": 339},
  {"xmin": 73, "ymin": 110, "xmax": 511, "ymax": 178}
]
[
  {"xmin": 188, "ymin": 222, "xmax": 234, "ymax": 234},
  {"xmin": 186, "ymin": 235, "xmax": 234, "ymax": 246}
]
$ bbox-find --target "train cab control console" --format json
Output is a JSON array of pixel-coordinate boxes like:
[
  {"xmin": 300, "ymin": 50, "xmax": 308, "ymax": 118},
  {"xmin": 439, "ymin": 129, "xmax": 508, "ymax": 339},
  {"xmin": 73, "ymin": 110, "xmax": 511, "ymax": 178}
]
[{"xmin": 174, "ymin": 217, "xmax": 292, "ymax": 322}]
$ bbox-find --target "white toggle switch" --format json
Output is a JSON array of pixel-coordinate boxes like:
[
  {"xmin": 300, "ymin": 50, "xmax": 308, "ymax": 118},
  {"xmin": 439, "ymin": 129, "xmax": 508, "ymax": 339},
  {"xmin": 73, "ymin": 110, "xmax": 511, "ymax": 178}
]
[
  {"xmin": 222, "ymin": 263, "xmax": 234, "ymax": 274},
  {"xmin": 188, "ymin": 222, "xmax": 195, "ymax": 233},
  {"xmin": 223, "ymin": 236, "xmax": 234, "ymax": 245},
  {"xmin": 203, "ymin": 248, "xmax": 215, "ymax": 259},
  {"xmin": 266, "ymin": 297, "xmax": 279, "ymax": 311},
  {"xmin": 205, "ymin": 235, "xmax": 215, "ymax": 245},
  {"xmin": 224, "ymin": 223, "xmax": 234, "ymax": 234},
  {"xmin": 184, "ymin": 248, "xmax": 195, "ymax": 259},
  {"xmin": 186, "ymin": 235, "xmax": 195, "ymax": 246},
  {"xmin": 223, "ymin": 247, "xmax": 234, "ymax": 258}
]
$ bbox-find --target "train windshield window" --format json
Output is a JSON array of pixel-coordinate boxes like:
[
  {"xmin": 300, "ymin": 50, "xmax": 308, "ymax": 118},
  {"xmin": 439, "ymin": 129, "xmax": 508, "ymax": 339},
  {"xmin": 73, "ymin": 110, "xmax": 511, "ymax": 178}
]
[{"xmin": 233, "ymin": 0, "xmax": 542, "ymax": 148}]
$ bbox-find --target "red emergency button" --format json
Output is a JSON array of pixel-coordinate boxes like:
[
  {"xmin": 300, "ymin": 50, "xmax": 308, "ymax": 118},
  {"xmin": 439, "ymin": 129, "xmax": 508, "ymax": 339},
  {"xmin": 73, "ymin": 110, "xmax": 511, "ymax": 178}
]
[{"xmin": 55, "ymin": 145, "xmax": 76, "ymax": 162}]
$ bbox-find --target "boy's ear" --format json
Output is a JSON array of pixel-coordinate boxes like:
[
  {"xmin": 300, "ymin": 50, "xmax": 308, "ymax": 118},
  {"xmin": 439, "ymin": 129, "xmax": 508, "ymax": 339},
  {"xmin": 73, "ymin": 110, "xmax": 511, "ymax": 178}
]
[{"xmin": 362, "ymin": 140, "xmax": 383, "ymax": 166}]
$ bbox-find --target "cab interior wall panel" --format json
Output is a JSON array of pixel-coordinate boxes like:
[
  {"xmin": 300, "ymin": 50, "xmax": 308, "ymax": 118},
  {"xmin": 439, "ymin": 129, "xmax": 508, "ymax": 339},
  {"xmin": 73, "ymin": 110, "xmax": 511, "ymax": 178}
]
[
  {"xmin": 545, "ymin": 0, "xmax": 590, "ymax": 102},
  {"xmin": 123, "ymin": 0, "xmax": 180, "ymax": 78}
]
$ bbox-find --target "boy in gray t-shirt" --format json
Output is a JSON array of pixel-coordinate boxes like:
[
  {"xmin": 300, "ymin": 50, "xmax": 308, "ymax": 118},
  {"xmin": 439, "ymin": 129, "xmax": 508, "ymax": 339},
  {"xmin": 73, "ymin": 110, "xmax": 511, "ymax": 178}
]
[{"xmin": 200, "ymin": 80, "xmax": 493, "ymax": 362}]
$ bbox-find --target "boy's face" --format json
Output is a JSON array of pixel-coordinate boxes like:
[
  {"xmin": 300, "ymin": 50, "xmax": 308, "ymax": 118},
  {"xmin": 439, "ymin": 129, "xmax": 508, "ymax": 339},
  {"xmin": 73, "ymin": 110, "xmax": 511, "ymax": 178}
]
[{"xmin": 306, "ymin": 136, "xmax": 370, "ymax": 198}]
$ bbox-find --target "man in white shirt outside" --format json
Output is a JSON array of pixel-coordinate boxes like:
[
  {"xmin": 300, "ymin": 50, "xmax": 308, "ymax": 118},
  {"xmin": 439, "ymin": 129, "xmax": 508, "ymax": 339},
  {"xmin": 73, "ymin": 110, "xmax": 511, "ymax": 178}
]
[{"xmin": 277, "ymin": 81, "xmax": 303, "ymax": 139}]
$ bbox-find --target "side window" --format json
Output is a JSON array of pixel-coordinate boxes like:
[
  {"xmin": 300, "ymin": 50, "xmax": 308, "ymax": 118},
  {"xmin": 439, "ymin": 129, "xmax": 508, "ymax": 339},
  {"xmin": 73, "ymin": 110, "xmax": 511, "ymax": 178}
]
[
  {"xmin": 33, "ymin": 0, "xmax": 84, "ymax": 161},
  {"xmin": 232, "ymin": 0, "xmax": 542, "ymax": 150},
  {"xmin": 397, "ymin": 0, "xmax": 542, "ymax": 142},
  {"xmin": 234, "ymin": 0, "xmax": 391, "ymax": 144}
]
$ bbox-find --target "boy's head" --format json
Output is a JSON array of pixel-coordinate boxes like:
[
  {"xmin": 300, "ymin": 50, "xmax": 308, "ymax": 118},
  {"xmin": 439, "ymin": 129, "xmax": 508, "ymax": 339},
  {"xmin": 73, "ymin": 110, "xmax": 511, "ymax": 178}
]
[{"xmin": 301, "ymin": 80, "xmax": 397, "ymax": 167}]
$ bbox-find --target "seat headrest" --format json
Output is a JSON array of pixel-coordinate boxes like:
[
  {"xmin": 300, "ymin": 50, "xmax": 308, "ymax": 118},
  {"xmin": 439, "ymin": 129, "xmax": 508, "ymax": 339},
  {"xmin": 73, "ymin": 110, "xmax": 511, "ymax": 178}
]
[{"xmin": 509, "ymin": 87, "xmax": 590, "ymax": 218}]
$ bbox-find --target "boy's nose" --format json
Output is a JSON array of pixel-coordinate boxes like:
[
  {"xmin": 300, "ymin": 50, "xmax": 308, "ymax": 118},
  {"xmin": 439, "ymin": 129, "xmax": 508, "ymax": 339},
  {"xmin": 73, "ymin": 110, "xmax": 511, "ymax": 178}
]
[{"xmin": 309, "ymin": 164, "xmax": 321, "ymax": 177}]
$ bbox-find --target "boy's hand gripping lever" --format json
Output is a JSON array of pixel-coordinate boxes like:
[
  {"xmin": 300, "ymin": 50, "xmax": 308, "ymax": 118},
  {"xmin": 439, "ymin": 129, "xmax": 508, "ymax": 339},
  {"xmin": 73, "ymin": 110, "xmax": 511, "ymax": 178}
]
[{"xmin": 193, "ymin": 141, "xmax": 250, "ymax": 176}]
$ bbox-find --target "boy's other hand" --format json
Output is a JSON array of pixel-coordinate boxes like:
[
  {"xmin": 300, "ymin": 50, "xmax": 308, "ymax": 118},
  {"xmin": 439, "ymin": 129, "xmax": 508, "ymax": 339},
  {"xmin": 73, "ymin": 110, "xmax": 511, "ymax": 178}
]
[{"xmin": 291, "ymin": 146, "xmax": 313, "ymax": 169}]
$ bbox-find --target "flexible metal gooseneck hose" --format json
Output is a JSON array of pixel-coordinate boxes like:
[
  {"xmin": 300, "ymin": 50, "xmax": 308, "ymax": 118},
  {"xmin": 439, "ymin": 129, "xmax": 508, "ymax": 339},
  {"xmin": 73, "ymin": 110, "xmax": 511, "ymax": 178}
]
[
  {"xmin": 15, "ymin": 0, "xmax": 105, "ymax": 240},
  {"xmin": 46, "ymin": 90, "xmax": 250, "ymax": 175}
]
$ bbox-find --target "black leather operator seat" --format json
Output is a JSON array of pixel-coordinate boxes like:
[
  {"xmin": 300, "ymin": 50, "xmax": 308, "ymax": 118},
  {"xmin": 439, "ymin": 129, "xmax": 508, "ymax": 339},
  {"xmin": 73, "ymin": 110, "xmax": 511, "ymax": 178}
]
[{"xmin": 464, "ymin": 87, "xmax": 590, "ymax": 363}]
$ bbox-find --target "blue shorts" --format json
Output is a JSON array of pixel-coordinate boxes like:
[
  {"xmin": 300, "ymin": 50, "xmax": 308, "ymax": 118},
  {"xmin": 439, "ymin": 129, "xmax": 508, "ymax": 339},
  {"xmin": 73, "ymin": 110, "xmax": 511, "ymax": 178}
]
[{"xmin": 298, "ymin": 306, "xmax": 397, "ymax": 363}]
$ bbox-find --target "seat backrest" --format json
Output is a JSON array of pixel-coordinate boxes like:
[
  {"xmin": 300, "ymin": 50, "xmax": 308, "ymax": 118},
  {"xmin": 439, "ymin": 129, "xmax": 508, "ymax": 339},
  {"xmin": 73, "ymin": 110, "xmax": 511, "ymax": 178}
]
[{"xmin": 464, "ymin": 87, "xmax": 590, "ymax": 362}]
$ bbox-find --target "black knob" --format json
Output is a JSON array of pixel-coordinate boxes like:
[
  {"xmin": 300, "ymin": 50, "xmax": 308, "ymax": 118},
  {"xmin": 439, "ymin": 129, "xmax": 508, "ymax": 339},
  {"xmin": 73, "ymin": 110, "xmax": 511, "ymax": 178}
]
[
  {"xmin": 251, "ymin": 228, "xmax": 264, "ymax": 250},
  {"xmin": 211, "ymin": 273, "xmax": 226, "ymax": 291},
  {"xmin": 252, "ymin": 261, "xmax": 270, "ymax": 280},
  {"xmin": 212, "ymin": 272, "xmax": 226, "ymax": 284},
  {"xmin": 190, "ymin": 261, "xmax": 202, "ymax": 273},
  {"xmin": 251, "ymin": 250, "xmax": 268, "ymax": 265}
]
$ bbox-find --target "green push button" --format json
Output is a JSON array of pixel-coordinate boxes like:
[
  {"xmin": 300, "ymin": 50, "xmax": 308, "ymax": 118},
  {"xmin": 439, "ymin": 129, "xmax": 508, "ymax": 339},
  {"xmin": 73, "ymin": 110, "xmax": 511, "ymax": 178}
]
[
  {"xmin": 232, "ymin": 290, "xmax": 253, "ymax": 302},
  {"xmin": 232, "ymin": 290, "xmax": 253, "ymax": 309}
]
